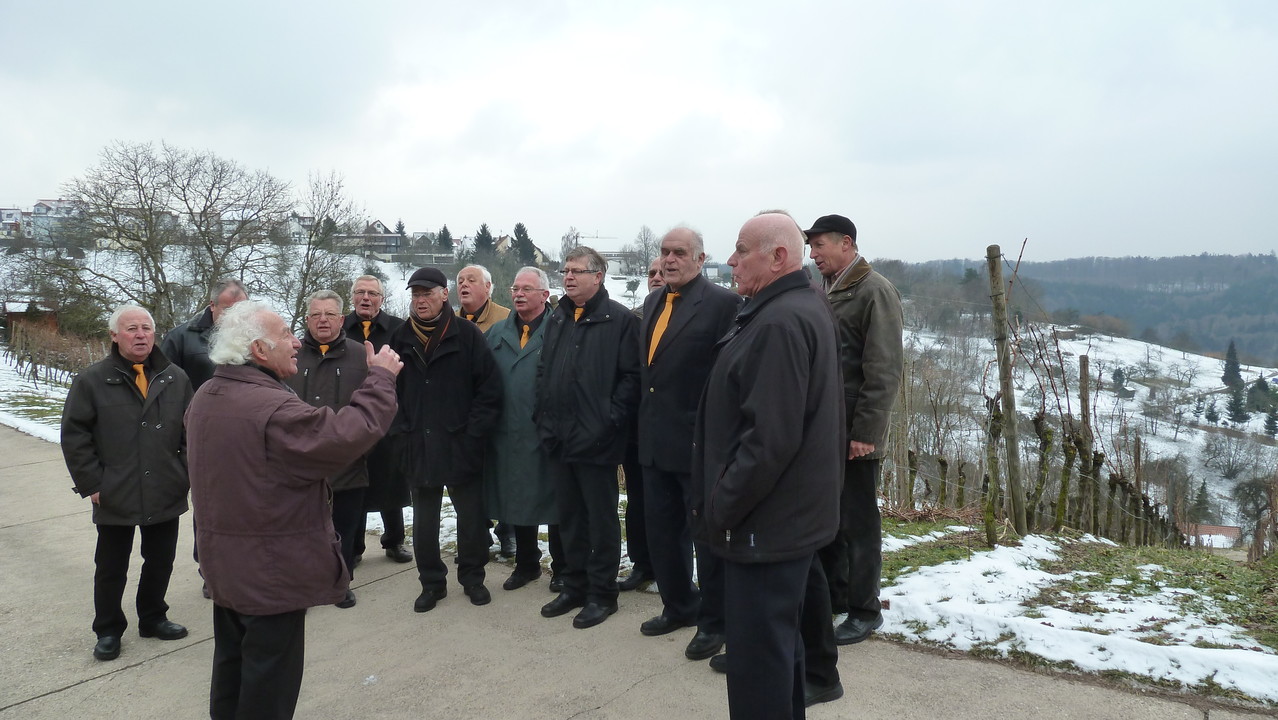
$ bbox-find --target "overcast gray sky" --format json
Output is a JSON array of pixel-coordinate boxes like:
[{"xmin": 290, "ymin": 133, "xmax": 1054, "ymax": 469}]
[{"xmin": 3, "ymin": 0, "xmax": 1275, "ymax": 264}]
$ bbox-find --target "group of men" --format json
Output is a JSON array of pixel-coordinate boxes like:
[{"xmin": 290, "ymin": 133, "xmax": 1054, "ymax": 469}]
[{"xmin": 59, "ymin": 209, "xmax": 902, "ymax": 720}]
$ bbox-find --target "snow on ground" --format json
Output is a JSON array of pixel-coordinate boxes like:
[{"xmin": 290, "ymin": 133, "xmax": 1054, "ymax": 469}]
[{"xmin": 883, "ymin": 532, "xmax": 1278, "ymax": 703}]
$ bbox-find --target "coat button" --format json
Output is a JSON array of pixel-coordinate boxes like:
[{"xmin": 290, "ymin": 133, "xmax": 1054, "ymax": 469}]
[
  {"xmin": 649, "ymin": 387, "xmax": 655, "ymax": 393},
  {"xmin": 141, "ymin": 422, "xmax": 147, "ymax": 427},
  {"xmin": 155, "ymin": 423, "xmax": 163, "ymax": 429}
]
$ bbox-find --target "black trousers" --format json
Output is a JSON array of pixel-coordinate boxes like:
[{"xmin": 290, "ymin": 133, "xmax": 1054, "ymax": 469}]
[
  {"xmin": 799, "ymin": 554, "xmax": 840, "ymax": 688},
  {"xmin": 331, "ymin": 488, "xmax": 366, "ymax": 580},
  {"xmin": 353, "ymin": 508, "xmax": 406, "ymax": 556},
  {"xmin": 210, "ymin": 604, "xmax": 306, "ymax": 720},
  {"xmin": 621, "ymin": 460, "xmax": 651, "ymax": 573},
  {"xmin": 547, "ymin": 457, "xmax": 620, "ymax": 604},
  {"xmin": 818, "ymin": 457, "xmax": 883, "ymax": 618},
  {"xmin": 512, "ymin": 524, "xmax": 565, "ymax": 576},
  {"xmin": 93, "ymin": 518, "xmax": 179, "ymax": 638},
  {"xmin": 412, "ymin": 482, "xmax": 488, "ymax": 591},
  {"xmin": 722, "ymin": 553, "xmax": 812, "ymax": 720},
  {"xmin": 642, "ymin": 466, "xmax": 725, "ymax": 632}
]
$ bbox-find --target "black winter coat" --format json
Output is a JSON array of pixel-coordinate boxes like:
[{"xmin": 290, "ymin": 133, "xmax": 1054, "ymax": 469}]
[
  {"xmin": 691, "ymin": 270, "xmax": 843, "ymax": 563},
  {"xmin": 160, "ymin": 307, "xmax": 217, "ymax": 389},
  {"xmin": 344, "ymin": 309, "xmax": 410, "ymax": 509},
  {"xmin": 387, "ymin": 305, "xmax": 502, "ymax": 488},
  {"xmin": 284, "ymin": 331, "xmax": 372, "ymax": 491},
  {"xmin": 61, "ymin": 345, "xmax": 193, "ymax": 526},
  {"xmin": 535, "ymin": 287, "xmax": 640, "ymax": 466}
]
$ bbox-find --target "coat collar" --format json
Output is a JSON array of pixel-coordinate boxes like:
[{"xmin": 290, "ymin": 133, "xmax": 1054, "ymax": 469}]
[
  {"xmin": 736, "ymin": 269, "xmax": 811, "ymax": 323},
  {"xmin": 828, "ymin": 254, "xmax": 872, "ymax": 293}
]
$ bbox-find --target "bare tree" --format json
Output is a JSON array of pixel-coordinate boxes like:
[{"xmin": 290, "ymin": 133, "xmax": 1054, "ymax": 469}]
[
  {"xmin": 165, "ymin": 143, "xmax": 292, "ymax": 302},
  {"xmin": 621, "ymin": 225, "xmax": 660, "ymax": 271},
  {"xmin": 51, "ymin": 141, "xmax": 292, "ymax": 330},
  {"xmin": 270, "ymin": 171, "xmax": 363, "ymax": 330},
  {"xmin": 558, "ymin": 226, "xmax": 580, "ymax": 265}
]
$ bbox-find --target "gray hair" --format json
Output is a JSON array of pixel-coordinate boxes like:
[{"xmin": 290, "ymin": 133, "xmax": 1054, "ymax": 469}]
[
  {"xmin": 351, "ymin": 275, "xmax": 384, "ymax": 293},
  {"xmin": 459, "ymin": 264, "xmax": 493, "ymax": 286},
  {"xmin": 564, "ymin": 246, "xmax": 608, "ymax": 274},
  {"xmin": 210, "ymin": 278, "xmax": 248, "ymax": 304},
  {"xmin": 514, "ymin": 266, "xmax": 550, "ymax": 291},
  {"xmin": 306, "ymin": 289, "xmax": 343, "ymax": 308},
  {"xmin": 108, "ymin": 305, "xmax": 154, "ymax": 333},
  {"xmin": 665, "ymin": 225, "xmax": 705, "ymax": 257},
  {"xmin": 209, "ymin": 300, "xmax": 273, "ymax": 365}
]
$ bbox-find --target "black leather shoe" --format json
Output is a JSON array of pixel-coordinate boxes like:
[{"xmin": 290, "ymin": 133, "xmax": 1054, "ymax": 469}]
[
  {"xmin": 805, "ymin": 680, "xmax": 844, "ymax": 707},
  {"xmin": 335, "ymin": 589, "xmax": 357, "ymax": 609},
  {"xmin": 572, "ymin": 601, "xmax": 618, "ymax": 629},
  {"xmin": 93, "ymin": 635, "xmax": 121, "ymax": 661},
  {"xmin": 503, "ymin": 569, "xmax": 541, "ymax": 591},
  {"xmin": 541, "ymin": 592, "xmax": 586, "ymax": 618},
  {"xmin": 640, "ymin": 614, "xmax": 695, "ymax": 637},
  {"xmin": 618, "ymin": 568, "xmax": 653, "ymax": 592},
  {"xmin": 464, "ymin": 584, "xmax": 491, "ymax": 606},
  {"xmin": 385, "ymin": 545, "xmax": 414, "ymax": 563},
  {"xmin": 413, "ymin": 587, "xmax": 447, "ymax": 613},
  {"xmin": 548, "ymin": 575, "xmax": 564, "ymax": 593},
  {"xmin": 708, "ymin": 653, "xmax": 727, "ymax": 674},
  {"xmin": 139, "ymin": 619, "xmax": 188, "ymax": 641},
  {"xmin": 684, "ymin": 630, "xmax": 725, "ymax": 660},
  {"xmin": 833, "ymin": 614, "xmax": 883, "ymax": 645},
  {"xmin": 499, "ymin": 536, "xmax": 517, "ymax": 559}
]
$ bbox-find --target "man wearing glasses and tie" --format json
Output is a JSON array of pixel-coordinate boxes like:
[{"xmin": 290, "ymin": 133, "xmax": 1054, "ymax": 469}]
[
  {"xmin": 343, "ymin": 275, "xmax": 413, "ymax": 566},
  {"xmin": 534, "ymin": 247, "xmax": 640, "ymax": 629}
]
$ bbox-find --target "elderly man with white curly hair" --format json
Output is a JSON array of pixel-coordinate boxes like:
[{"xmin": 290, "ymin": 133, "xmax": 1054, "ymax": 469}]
[{"xmin": 185, "ymin": 300, "xmax": 403, "ymax": 720}]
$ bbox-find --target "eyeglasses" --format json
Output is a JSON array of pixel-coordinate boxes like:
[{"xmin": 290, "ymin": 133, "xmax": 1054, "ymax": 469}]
[
  {"xmin": 352, "ymin": 290, "xmax": 382, "ymax": 297},
  {"xmin": 510, "ymin": 286, "xmax": 548, "ymax": 295},
  {"xmin": 307, "ymin": 311, "xmax": 341, "ymax": 320},
  {"xmin": 559, "ymin": 268, "xmax": 599, "ymax": 276},
  {"xmin": 647, "ymin": 270, "xmax": 661, "ymax": 278}
]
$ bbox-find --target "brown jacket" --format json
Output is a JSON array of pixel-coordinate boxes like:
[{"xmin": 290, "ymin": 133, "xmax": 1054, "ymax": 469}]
[
  {"xmin": 460, "ymin": 300, "xmax": 510, "ymax": 333},
  {"xmin": 186, "ymin": 363, "xmax": 397, "ymax": 615},
  {"xmin": 827, "ymin": 256, "xmax": 904, "ymax": 459}
]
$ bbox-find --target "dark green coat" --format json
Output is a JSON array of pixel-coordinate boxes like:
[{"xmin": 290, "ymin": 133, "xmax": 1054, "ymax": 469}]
[
  {"xmin": 484, "ymin": 306, "xmax": 557, "ymax": 525},
  {"xmin": 60, "ymin": 345, "xmax": 193, "ymax": 526},
  {"xmin": 827, "ymin": 257, "xmax": 904, "ymax": 459}
]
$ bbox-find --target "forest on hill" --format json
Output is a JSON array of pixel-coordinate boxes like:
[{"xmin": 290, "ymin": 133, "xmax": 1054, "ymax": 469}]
[{"xmin": 878, "ymin": 253, "xmax": 1278, "ymax": 365}]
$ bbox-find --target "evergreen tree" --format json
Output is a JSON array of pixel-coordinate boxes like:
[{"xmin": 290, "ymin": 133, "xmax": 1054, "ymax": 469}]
[
  {"xmin": 1226, "ymin": 385, "xmax": 1250, "ymax": 425},
  {"xmin": 1192, "ymin": 396, "xmax": 1205, "ymax": 422},
  {"xmin": 1189, "ymin": 480, "xmax": 1210, "ymax": 524},
  {"xmin": 395, "ymin": 219, "xmax": 406, "ymax": 238},
  {"xmin": 473, "ymin": 223, "xmax": 495, "ymax": 257},
  {"xmin": 1265, "ymin": 408, "xmax": 1278, "ymax": 439},
  {"xmin": 512, "ymin": 222, "xmax": 537, "ymax": 266},
  {"xmin": 1247, "ymin": 376, "xmax": 1273, "ymax": 412},
  {"xmin": 1222, "ymin": 339, "xmax": 1244, "ymax": 389},
  {"xmin": 1112, "ymin": 367, "xmax": 1126, "ymax": 389},
  {"xmin": 1204, "ymin": 398, "xmax": 1220, "ymax": 425},
  {"xmin": 437, "ymin": 225, "xmax": 454, "ymax": 253}
]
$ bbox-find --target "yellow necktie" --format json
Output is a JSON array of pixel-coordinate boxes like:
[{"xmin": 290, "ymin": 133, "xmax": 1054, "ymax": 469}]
[
  {"xmin": 647, "ymin": 291, "xmax": 680, "ymax": 364},
  {"xmin": 361, "ymin": 320, "xmax": 371, "ymax": 339},
  {"xmin": 132, "ymin": 364, "xmax": 148, "ymax": 398},
  {"xmin": 520, "ymin": 324, "xmax": 531, "ymax": 349},
  {"xmin": 319, "ymin": 344, "xmax": 330, "ymax": 355},
  {"xmin": 574, "ymin": 307, "xmax": 584, "ymax": 322}
]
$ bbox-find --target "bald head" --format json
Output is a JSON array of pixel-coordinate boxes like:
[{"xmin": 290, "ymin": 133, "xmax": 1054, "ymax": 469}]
[
  {"xmin": 746, "ymin": 213, "xmax": 804, "ymax": 272},
  {"xmin": 730, "ymin": 211, "xmax": 804, "ymax": 296}
]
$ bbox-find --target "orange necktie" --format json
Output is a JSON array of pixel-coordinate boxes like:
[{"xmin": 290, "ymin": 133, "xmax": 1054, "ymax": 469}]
[
  {"xmin": 574, "ymin": 307, "xmax": 584, "ymax": 322},
  {"xmin": 361, "ymin": 320, "xmax": 372, "ymax": 339},
  {"xmin": 132, "ymin": 364, "xmax": 148, "ymax": 398},
  {"xmin": 520, "ymin": 324, "xmax": 531, "ymax": 349},
  {"xmin": 319, "ymin": 344, "xmax": 330, "ymax": 355},
  {"xmin": 647, "ymin": 291, "xmax": 680, "ymax": 364}
]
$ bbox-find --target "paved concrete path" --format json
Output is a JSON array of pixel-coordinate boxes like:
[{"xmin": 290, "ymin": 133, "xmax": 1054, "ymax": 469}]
[{"xmin": 0, "ymin": 424, "xmax": 1260, "ymax": 719}]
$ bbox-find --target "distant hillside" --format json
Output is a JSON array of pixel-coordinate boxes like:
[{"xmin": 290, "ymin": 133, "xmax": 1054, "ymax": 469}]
[{"xmin": 880, "ymin": 253, "xmax": 1278, "ymax": 366}]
